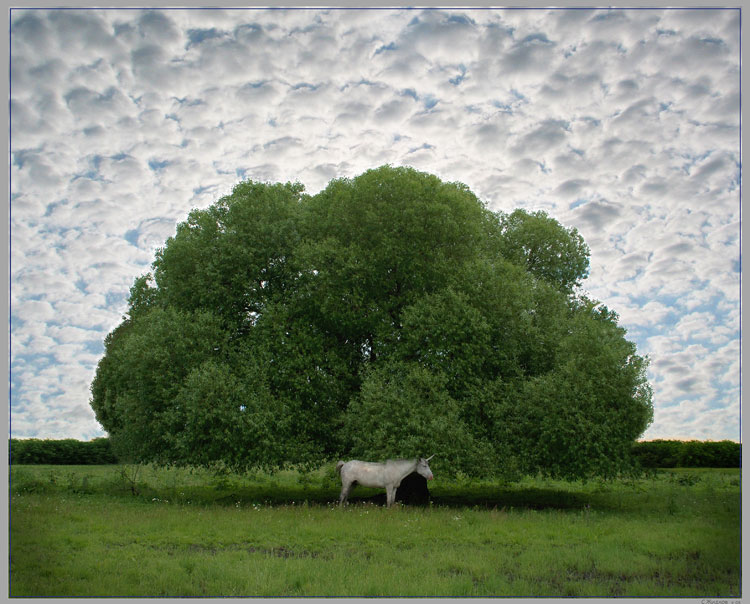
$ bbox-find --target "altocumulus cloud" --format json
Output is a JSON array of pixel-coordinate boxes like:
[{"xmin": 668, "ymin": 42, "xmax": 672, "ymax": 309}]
[{"xmin": 10, "ymin": 8, "xmax": 740, "ymax": 442}]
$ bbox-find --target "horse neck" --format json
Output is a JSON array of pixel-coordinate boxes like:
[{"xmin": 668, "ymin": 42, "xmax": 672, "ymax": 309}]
[{"xmin": 391, "ymin": 458, "xmax": 418, "ymax": 478}]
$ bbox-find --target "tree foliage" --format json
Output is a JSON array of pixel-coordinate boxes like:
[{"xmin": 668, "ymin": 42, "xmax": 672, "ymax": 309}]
[
  {"xmin": 497, "ymin": 209, "xmax": 590, "ymax": 293},
  {"xmin": 90, "ymin": 165, "xmax": 653, "ymax": 479}
]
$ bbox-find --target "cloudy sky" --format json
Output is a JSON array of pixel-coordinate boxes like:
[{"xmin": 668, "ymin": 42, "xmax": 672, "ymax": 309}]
[{"xmin": 10, "ymin": 7, "xmax": 741, "ymax": 443}]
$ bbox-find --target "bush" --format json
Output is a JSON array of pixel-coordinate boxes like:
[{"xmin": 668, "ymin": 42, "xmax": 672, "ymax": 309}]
[
  {"xmin": 9, "ymin": 438, "xmax": 118, "ymax": 465},
  {"xmin": 632, "ymin": 440, "xmax": 740, "ymax": 468}
]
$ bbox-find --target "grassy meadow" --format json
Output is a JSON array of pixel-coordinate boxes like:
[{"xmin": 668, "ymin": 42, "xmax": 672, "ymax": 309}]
[{"xmin": 9, "ymin": 464, "xmax": 741, "ymax": 598}]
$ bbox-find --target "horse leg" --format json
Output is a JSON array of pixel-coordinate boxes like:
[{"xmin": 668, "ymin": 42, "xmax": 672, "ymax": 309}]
[
  {"xmin": 385, "ymin": 485, "xmax": 395, "ymax": 508},
  {"xmin": 339, "ymin": 481, "xmax": 352, "ymax": 506}
]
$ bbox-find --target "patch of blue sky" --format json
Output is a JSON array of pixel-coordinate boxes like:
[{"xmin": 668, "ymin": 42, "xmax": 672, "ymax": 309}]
[
  {"xmin": 124, "ymin": 229, "xmax": 139, "ymax": 246},
  {"xmin": 727, "ymin": 171, "xmax": 740, "ymax": 192},
  {"xmin": 408, "ymin": 143, "xmax": 434, "ymax": 154},
  {"xmin": 374, "ymin": 41, "xmax": 397, "ymax": 55},
  {"xmin": 186, "ymin": 27, "xmax": 226, "ymax": 48},
  {"xmin": 621, "ymin": 303, "xmax": 679, "ymax": 330},
  {"xmin": 486, "ymin": 20, "xmax": 514, "ymax": 37},
  {"xmin": 193, "ymin": 184, "xmax": 216, "ymax": 196},
  {"xmin": 579, "ymin": 116, "xmax": 601, "ymax": 128},
  {"xmin": 214, "ymin": 162, "xmax": 235, "ymax": 176},
  {"xmin": 705, "ymin": 395, "xmax": 735, "ymax": 411},
  {"xmin": 445, "ymin": 13, "xmax": 474, "ymax": 26},
  {"xmin": 11, "ymin": 150, "xmax": 35, "ymax": 169},
  {"xmin": 655, "ymin": 391, "xmax": 706, "ymax": 409},
  {"xmin": 236, "ymin": 22, "xmax": 262, "ymax": 35},
  {"xmin": 43, "ymin": 198, "xmax": 68, "ymax": 217},
  {"xmin": 519, "ymin": 32, "xmax": 553, "ymax": 45},
  {"xmin": 291, "ymin": 82, "xmax": 319, "ymax": 91},
  {"xmin": 9, "ymin": 311, "xmax": 26, "ymax": 333},
  {"xmin": 592, "ymin": 10, "xmax": 626, "ymax": 23},
  {"xmin": 288, "ymin": 19, "xmax": 321, "ymax": 35},
  {"xmin": 10, "ymin": 353, "xmax": 56, "ymax": 386},
  {"xmin": 9, "ymin": 371, "xmax": 25, "ymax": 402},
  {"xmin": 678, "ymin": 150, "xmax": 714, "ymax": 174},
  {"xmin": 492, "ymin": 100, "xmax": 514, "ymax": 113},
  {"xmin": 148, "ymin": 159, "xmax": 170, "ymax": 172},
  {"xmin": 45, "ymin": 386, "xmax": 67, "ymax": 400},
  {"xmin": 89, "ymin": 154, "xmax": 104, "ymax": 170},
  {"xmin": 85, "ymin": 340, "xmax": 105, "ymax": 356},
  {"xmin": 658, "ymin": 101, "xmax": 673, "ymax": 113},
  {"xmin": 422, "ymin": 95, "xmax": 438, "ymax": 110},
  {"xmin": 71, "ymin": 169, "xmax": 103, "ymax": 182},
  {"xmin": 172, "ymin": 97, "xmax": 204, "ymax": 107},
  {"xmin": 112, "ymin": 20, "xmax": 132, "ymax": 37},
  {"xmin": 620, "ymin": 323, "xmax": 651, "ymax": 344},
  {"xmin": 241, "ymin": 80, "xmax": 268, "ymax": 90},
  {"xmin": 37, "ymin": 222, "xmax": 78, "ymax": 240},
  {"xmin": 400, "ymin": 88, "xmax": 418, "ymax": 101},
  {"xmin": 449, "ymin": 72, "xmax": 465, "ymax": 86},
  {"xmin": 569, "ymin": 198, "xmax": 587, "ymax": 210},
  {"xmin": 697, "ymin": 36, "xmax": 726, "ymax": 48},
  {"xmin": 105, "ymin": 291, "xmax": 127, "ymax": 308}
]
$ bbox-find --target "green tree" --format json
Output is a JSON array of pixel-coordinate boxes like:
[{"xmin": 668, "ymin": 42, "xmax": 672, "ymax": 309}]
[
  {"xmin": 497, "ymin": 208, "xmax": 590, "ymax": 293},
  {"xmin": 90, "ymin": 165, "xmax": 652, "ymax": 478},
  {"xmin": 150, "ymin": 180, "xmax": 304, "ymax": 333},
  {"xmin": 91, "ymin": 307, "xmax": 229, "ymax": 464}
]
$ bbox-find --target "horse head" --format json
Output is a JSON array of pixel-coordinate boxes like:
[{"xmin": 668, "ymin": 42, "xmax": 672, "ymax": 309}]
[{"xmin": 417, "ymin": 455, "xmax": 435, "ymax": 480}]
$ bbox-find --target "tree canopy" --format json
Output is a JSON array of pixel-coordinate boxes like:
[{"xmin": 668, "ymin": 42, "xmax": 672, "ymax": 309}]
[{"xmin": 90, "ymin": 165, "xmax": 653, "ymax": 480}]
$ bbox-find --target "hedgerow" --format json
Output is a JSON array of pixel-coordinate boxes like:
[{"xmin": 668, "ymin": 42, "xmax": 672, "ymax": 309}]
[
  {"xmin": 9, "ymin": 437, "xmax": 740, "ymax": 469},
  {"xmin": 631, "ymin": 439, "xmax": 740, "ymax": 468},
  {"xmin": 9, "ymin": 438, "xmax": 117, "ymax": 465}
]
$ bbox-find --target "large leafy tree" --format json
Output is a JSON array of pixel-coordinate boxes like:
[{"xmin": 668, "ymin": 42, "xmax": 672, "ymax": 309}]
[{"xmin": 91, "ymin": 165, "xmax": 652, "ymax": 479}]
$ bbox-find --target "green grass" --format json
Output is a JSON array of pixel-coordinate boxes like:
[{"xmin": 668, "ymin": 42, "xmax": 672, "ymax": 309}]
[{"xmin": 9, "ymin": 465, "xmax": 740, "ymax": 597}]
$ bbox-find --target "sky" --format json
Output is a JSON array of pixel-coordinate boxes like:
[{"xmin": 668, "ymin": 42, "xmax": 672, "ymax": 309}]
[{"xmin": 9, "ymin": 7, "xmax": 741, "ymax": 443}]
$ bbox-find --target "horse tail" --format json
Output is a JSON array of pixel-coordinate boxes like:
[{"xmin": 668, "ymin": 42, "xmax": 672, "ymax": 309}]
[{"xmin": 335, "ymin": 461, "xmax": 344, "ymax": 475}]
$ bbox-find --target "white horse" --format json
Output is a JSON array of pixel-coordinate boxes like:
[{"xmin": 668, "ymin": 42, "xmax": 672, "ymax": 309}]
[{"xmin": 336, "ymin": 456, "xmax": 434, "ymax": 507}]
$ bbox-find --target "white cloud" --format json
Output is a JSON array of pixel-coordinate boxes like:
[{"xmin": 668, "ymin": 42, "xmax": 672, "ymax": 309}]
[{"xmin": 10, "ymin": 7, "xmax": 740, "ymax": 444}]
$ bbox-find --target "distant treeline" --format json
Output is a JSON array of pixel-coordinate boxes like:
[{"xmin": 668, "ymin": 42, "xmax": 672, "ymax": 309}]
[
  {"xmin": 631, "ymin": 439, "xmax": 741, "ymax": 469},
  {"xmin": 8, "ymin": 437, "xmax": 741, "ymax": 468},
  {"xmin": 9, "ymin": 438, "xmax": 117, "ymax": 465}
]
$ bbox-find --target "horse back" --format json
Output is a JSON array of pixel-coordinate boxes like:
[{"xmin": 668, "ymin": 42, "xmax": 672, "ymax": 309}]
[
  {"xmin": 340, "ymin": 459, "xmax": 416, "ymax": 488},
  {"xmin": 340, "ymin": 460, "xmax": 389, "ymax": 488}
]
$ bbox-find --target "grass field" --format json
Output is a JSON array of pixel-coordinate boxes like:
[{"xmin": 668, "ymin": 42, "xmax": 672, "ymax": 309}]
[{"xmin": 9, "ymin": 464, "xmax": 741, "ymax": 597}]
